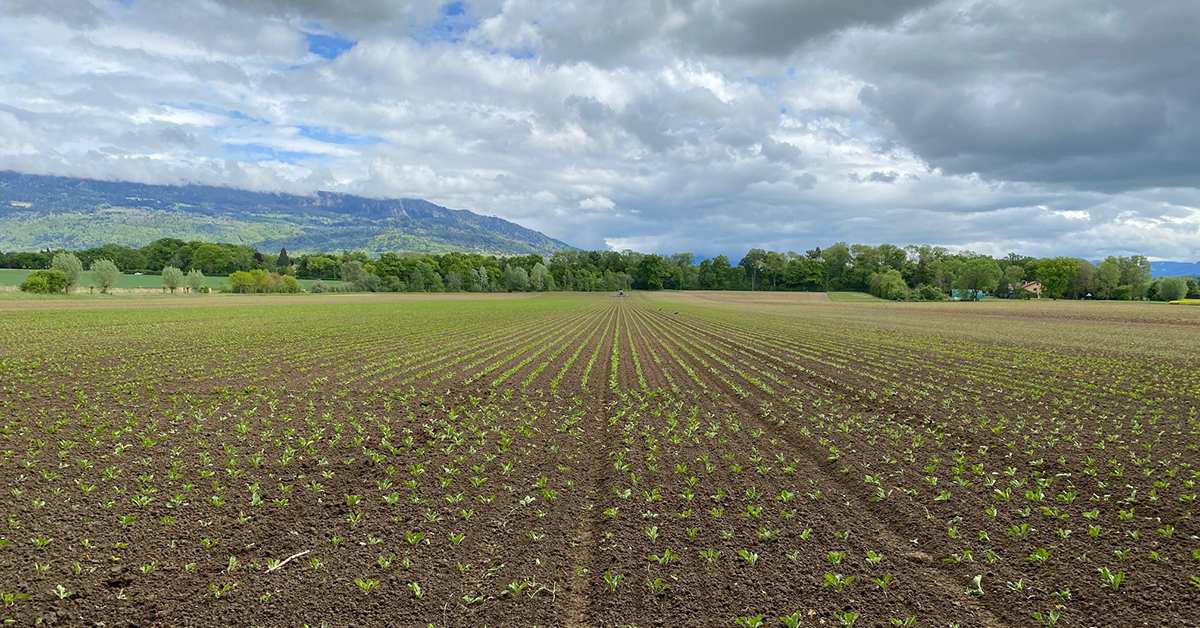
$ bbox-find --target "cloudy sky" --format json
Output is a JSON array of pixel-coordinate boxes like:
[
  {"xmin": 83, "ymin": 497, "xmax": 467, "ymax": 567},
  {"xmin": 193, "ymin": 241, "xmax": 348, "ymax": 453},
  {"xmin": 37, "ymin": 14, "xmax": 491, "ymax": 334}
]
[{"xmin": 1, "ymin": 0, "xmax": 1198, "ymax": 259}]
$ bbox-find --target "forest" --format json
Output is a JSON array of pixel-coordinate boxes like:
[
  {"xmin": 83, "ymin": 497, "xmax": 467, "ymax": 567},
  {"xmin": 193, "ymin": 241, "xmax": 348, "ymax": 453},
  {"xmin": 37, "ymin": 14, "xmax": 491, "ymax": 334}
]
[{"xmin": 3, "ymin": 239, "xmax": 1197, "ymax": 301}]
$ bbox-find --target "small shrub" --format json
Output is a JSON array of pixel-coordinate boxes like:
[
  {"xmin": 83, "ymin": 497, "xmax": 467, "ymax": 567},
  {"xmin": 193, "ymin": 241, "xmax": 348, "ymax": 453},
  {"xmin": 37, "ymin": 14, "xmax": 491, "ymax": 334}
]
[
  {"xmin": 918, "ymin": 285, "xmax": 946, "ymax": 301},
  {"xmin": 20, "ymin": 269, "xmax": 70, "ymax": 294}
]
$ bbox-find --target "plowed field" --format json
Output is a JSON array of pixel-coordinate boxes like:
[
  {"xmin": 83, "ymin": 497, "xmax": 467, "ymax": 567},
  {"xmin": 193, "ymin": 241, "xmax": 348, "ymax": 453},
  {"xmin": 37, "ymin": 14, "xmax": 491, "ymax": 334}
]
[{"xmin": 1, "ymin": 293, "xmax": 1197, "ymax": 628}]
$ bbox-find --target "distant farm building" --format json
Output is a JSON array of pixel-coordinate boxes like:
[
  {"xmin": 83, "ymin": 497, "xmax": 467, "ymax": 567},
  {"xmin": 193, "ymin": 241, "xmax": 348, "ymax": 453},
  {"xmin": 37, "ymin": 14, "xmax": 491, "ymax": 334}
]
[{"xmin": 1022, "ymin": 280, "xmax": 1042, "ymax": 297}]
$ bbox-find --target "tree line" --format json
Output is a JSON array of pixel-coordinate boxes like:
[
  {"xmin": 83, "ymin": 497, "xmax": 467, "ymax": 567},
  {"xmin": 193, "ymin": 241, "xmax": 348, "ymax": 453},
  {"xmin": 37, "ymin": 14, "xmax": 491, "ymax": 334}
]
[{"xmin": 5, "ymin": 239, "xmax": 1197, "ymax": 300}]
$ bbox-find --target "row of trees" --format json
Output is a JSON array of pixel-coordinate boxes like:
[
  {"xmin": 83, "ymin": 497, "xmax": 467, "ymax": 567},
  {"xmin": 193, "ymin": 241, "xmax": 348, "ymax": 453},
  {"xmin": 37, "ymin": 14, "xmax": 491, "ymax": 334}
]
[
  {"xmin": 320, "ymin": 245, "xmax": 1196, "ymax": 301},
  {"xmin": 1, "ymin": 240, "xmax": 279, "ymax": 277},
  {"xmin": 20, "ymin": 253, "xmax": 120, "ymax": 294},
  {"xmin": 9, "ymin": 239, "xmax": 1198, "ymax": 300},
  {"xmin": 18, "ymin": 251, "xmax": 208, "ymax": 294}
]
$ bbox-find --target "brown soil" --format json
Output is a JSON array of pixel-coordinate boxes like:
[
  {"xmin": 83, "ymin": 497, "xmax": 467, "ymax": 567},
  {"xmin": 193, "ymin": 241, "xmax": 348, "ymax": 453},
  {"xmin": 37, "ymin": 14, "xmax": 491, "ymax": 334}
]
[{"xmin": 1, "ymin": 294, "xmax": 1197, "ymax": 627}]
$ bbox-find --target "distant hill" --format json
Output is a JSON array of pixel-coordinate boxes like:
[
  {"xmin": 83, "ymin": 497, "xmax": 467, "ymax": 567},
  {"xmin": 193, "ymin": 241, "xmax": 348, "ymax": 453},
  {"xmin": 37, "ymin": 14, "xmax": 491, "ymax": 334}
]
[
  {"xmin": 0, "ymin": 171, "xmax": 575, "ymax": 256},
  {"xmin": 1151, "ymin": 261, "xmax": 1200, "ymax": 279}
]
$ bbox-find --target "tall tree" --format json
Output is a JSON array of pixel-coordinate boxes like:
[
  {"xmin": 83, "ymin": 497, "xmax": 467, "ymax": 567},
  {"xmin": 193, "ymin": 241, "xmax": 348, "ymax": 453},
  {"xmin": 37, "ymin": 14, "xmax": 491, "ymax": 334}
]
[
  {"xmin": 529, "ymin": 262, "xmax": 550, "ymax": 291},
  {"xmin": 1066, "ymin": 260, "xmax": 1098, "ymax": 299},
  {"xmin": 763, "ymin": 251, "xmax": 786, "ymax": 290},
  {"xmin": 162, "ymin": 266, "xmax": 184, "ymax": 293},
  {"xmin": 1036, "ymin": 257, "xmax": 1080, "ymax": 299},
  {"xmin": 634, "ymin": 254, "xmax": 670, "ymax": 290},
  {"xmin": 1118, "ymin": 255, "xmax": 1152, "ymax": 299},
  {"xmin": 51, "ymin": 252, "xmax": 83, "ymax": 293},
  {"xmin": 1097, "ymin": 257, "xmax": 1120, "ymax": 299},
  {"xmin": 821, "ymin": 242, "xmax": 851, "ymax": 289},
  {"xmin": 90, "ymin": 259, "xmax": 120, "ymax": 294},
  {"xmin": 954, "ymin": 256, "xmax": 1002, "ymax": 301},
  {"xmin": 186, "ymin": 269, "xmax": 206, "ymax": 293},
  {"xmin": 738, "ymin": 249, "xmax": 767, "ymax": 290},
  {"xmin": 999, "ymin": 265, "xmax": 1024, "ymax": 298}
]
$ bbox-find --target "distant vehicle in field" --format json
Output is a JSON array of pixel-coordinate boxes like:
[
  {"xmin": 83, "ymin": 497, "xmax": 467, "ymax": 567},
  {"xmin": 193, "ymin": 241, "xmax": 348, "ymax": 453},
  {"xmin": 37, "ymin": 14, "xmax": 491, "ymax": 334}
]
[{"xmin": 617, "ymin": 290, "xmax": 625, "ymax": 297}]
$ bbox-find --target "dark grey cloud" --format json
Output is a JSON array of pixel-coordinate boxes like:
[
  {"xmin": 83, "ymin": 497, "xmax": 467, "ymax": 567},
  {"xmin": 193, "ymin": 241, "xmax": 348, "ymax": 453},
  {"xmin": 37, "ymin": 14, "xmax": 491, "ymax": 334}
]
[
  {"xmin": 849, "ymin": 170, "xmax": 899, "ymax": 184},
  {"xmin": 842, "ymin": 0, "xmax": 1200, "ymax": 192},
  {"xmin": 668, "ymin": 0, "xmax": 942, "ymax": 58},
  {"xmin": 206, "ymin": 0, "xmax": 433, "ymax": 31},
  {"xmin": 478, "ymin": 0, "xmax": 939, "ymax": 66}
]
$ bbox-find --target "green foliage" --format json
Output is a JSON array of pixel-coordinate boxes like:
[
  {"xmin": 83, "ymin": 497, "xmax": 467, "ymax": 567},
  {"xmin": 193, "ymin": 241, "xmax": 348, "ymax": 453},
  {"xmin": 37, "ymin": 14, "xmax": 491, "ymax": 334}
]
[
  {"xmin": 19, "ymin": 269, "xmax": 69, "ymax": 294},
  {"xmin": 955, "ymin": 256, "xmax": 1002, "ymax": 300},
  {"xmin": 227, "ymin": 270, "xmax": 300, "ymax": 294},
  {"xmin": 634, "ymin": 254, "xmax": 671, "ymax": 290},
  {"xmin": 869, "ymin": 269, "xmax": 908, "ymax": 300},
  {"xmin": 1098, "ymin": 567, "xmax": 1125, "ymax": 590},
  {"xmin": 0, "ymin": 233, "xmax": 1168, "ymax": 300},
  {"xmin": 502, "ymin": 266, "xmax": 529, "ymax": 292},
  {"xmin": 90, "ymin": 259, "xmax": 120, "ymax": 293},
  {"xmin": 187, "ymin": 269, "xmax": 207, "ymax": 292},
  {"xmin": 340, "ymin": 261, "xmax": 368, "ymax": 287},
  {"xmin": 162, "ymin": 266, "xmax": 184, "ymax": 292},
  {"xmin": 1037, "ymin": 257, "xmax": 1080, "ymax": 299},
  {"xmin": 918, "ymin": 284, "xmax": 946, "ymax": 301},
  {"xmin": 51, "ymin": 252, "xmax": 83, "ymax": 289},
  {"xmin": 1152, "ymin": 277, "xmax": 1188, "ymax": 301}
]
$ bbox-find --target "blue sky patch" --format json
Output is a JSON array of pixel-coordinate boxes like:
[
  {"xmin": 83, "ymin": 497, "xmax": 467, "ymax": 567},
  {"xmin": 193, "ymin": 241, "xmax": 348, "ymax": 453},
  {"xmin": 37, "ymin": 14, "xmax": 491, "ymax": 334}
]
[
  {"xmin": 507, "ymin": 46, "xmax": 537, "ymax": 60},
  {"xmin": 412, "ymin": 1, "xmax": 478, "ymax": 44},
  {"xmin": 222, "ymin": 142, "xmax": 322, "ymax": 164},
  {"xmin": 298, "ymin": 125, "xmax": 383, "ymax": 146},
  {"xmin": 164, "ymin": 102, "xmax": 270, "ymax": 125},
  {"xmin": 305, "ymin": 32, "xmax": 356, "ymax": 60}
]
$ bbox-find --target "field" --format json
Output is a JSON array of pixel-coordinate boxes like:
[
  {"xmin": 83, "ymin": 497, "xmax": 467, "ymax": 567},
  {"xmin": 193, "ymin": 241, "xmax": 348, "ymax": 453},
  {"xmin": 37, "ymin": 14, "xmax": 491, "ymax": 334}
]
[
  {"xmin": 0, "ymin": 268, "xmax": 341, "ymax": 293},
  {"xmin": 1, "ymin": 292, "xmax": 1198, "ymax": 627}
]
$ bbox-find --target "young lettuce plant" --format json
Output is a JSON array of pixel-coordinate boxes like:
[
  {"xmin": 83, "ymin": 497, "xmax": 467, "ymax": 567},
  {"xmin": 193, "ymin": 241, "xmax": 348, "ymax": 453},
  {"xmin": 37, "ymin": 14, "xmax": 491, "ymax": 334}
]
[
  {"xmin": 823, "ymin": 573, "xmax": 854, "ymax": 593},
  {"xmin": 602, "ymin": 572, "xmax": 624, "ymax": 591},
  {"xmin": 1098, "ymin": 567, "xmax": 1125, "ymax": 590}
]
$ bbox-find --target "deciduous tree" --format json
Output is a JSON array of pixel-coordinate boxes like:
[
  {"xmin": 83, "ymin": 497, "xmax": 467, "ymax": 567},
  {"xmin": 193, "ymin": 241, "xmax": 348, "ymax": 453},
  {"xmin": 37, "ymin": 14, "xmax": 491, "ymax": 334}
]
[
  {"xmin": 90, "ymin": 259, "xmax": 120, "ymax": 294},
  {"xmin": 51, "ymin": 252, "xmax": 83, "ymax": 292},
  {"xmin": 162, "ymin": 266, "xmax": 184, "ymax": 293},
  {"xmin": 955, "ymin": 256, "xmax": 1002, "ymax": 301}
]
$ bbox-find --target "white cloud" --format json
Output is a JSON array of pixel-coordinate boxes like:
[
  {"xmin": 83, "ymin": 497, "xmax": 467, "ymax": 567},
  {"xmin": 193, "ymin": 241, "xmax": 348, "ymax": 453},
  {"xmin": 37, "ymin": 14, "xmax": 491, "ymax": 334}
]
[
  {"xmin": 0, "ymin": 0, "xmax": 1196, "ymax": 259},
  {"xmin": 578, "ymin": 195, "xmax": 616, "ymax": 211},
  {"xmin": 0, "ymin": 112, "xmax": 40, "ymax": 156}
]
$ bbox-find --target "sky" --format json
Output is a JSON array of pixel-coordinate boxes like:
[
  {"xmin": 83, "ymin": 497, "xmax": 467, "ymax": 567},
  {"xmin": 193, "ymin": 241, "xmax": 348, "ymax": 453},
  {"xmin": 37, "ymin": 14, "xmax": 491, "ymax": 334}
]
[{"xmin": 1, "ymin": 0, "xmax": 1198, "ymax": 260}]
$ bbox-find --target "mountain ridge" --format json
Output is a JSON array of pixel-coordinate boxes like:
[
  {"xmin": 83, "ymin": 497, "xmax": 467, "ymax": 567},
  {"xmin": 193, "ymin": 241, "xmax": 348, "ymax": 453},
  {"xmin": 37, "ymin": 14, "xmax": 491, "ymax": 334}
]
[
  {"xmin": 0, "ymin": 171, "xmax": 575, "ymax": 256},
  {"xmin": 1150, "ymin": 260, "xmax": 1200, "ymax": 279}
]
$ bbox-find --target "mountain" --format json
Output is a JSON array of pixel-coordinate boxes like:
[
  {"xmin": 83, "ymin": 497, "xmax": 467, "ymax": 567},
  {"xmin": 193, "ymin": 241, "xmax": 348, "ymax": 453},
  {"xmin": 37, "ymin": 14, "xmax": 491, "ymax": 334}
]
[
  {"xmin": 0, "ymin": 171, "xmax": 575, "ymax": 256},
  {"xmin": 1151, "ymin": 261, "xmax": 1200, "ymax": 279}
]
